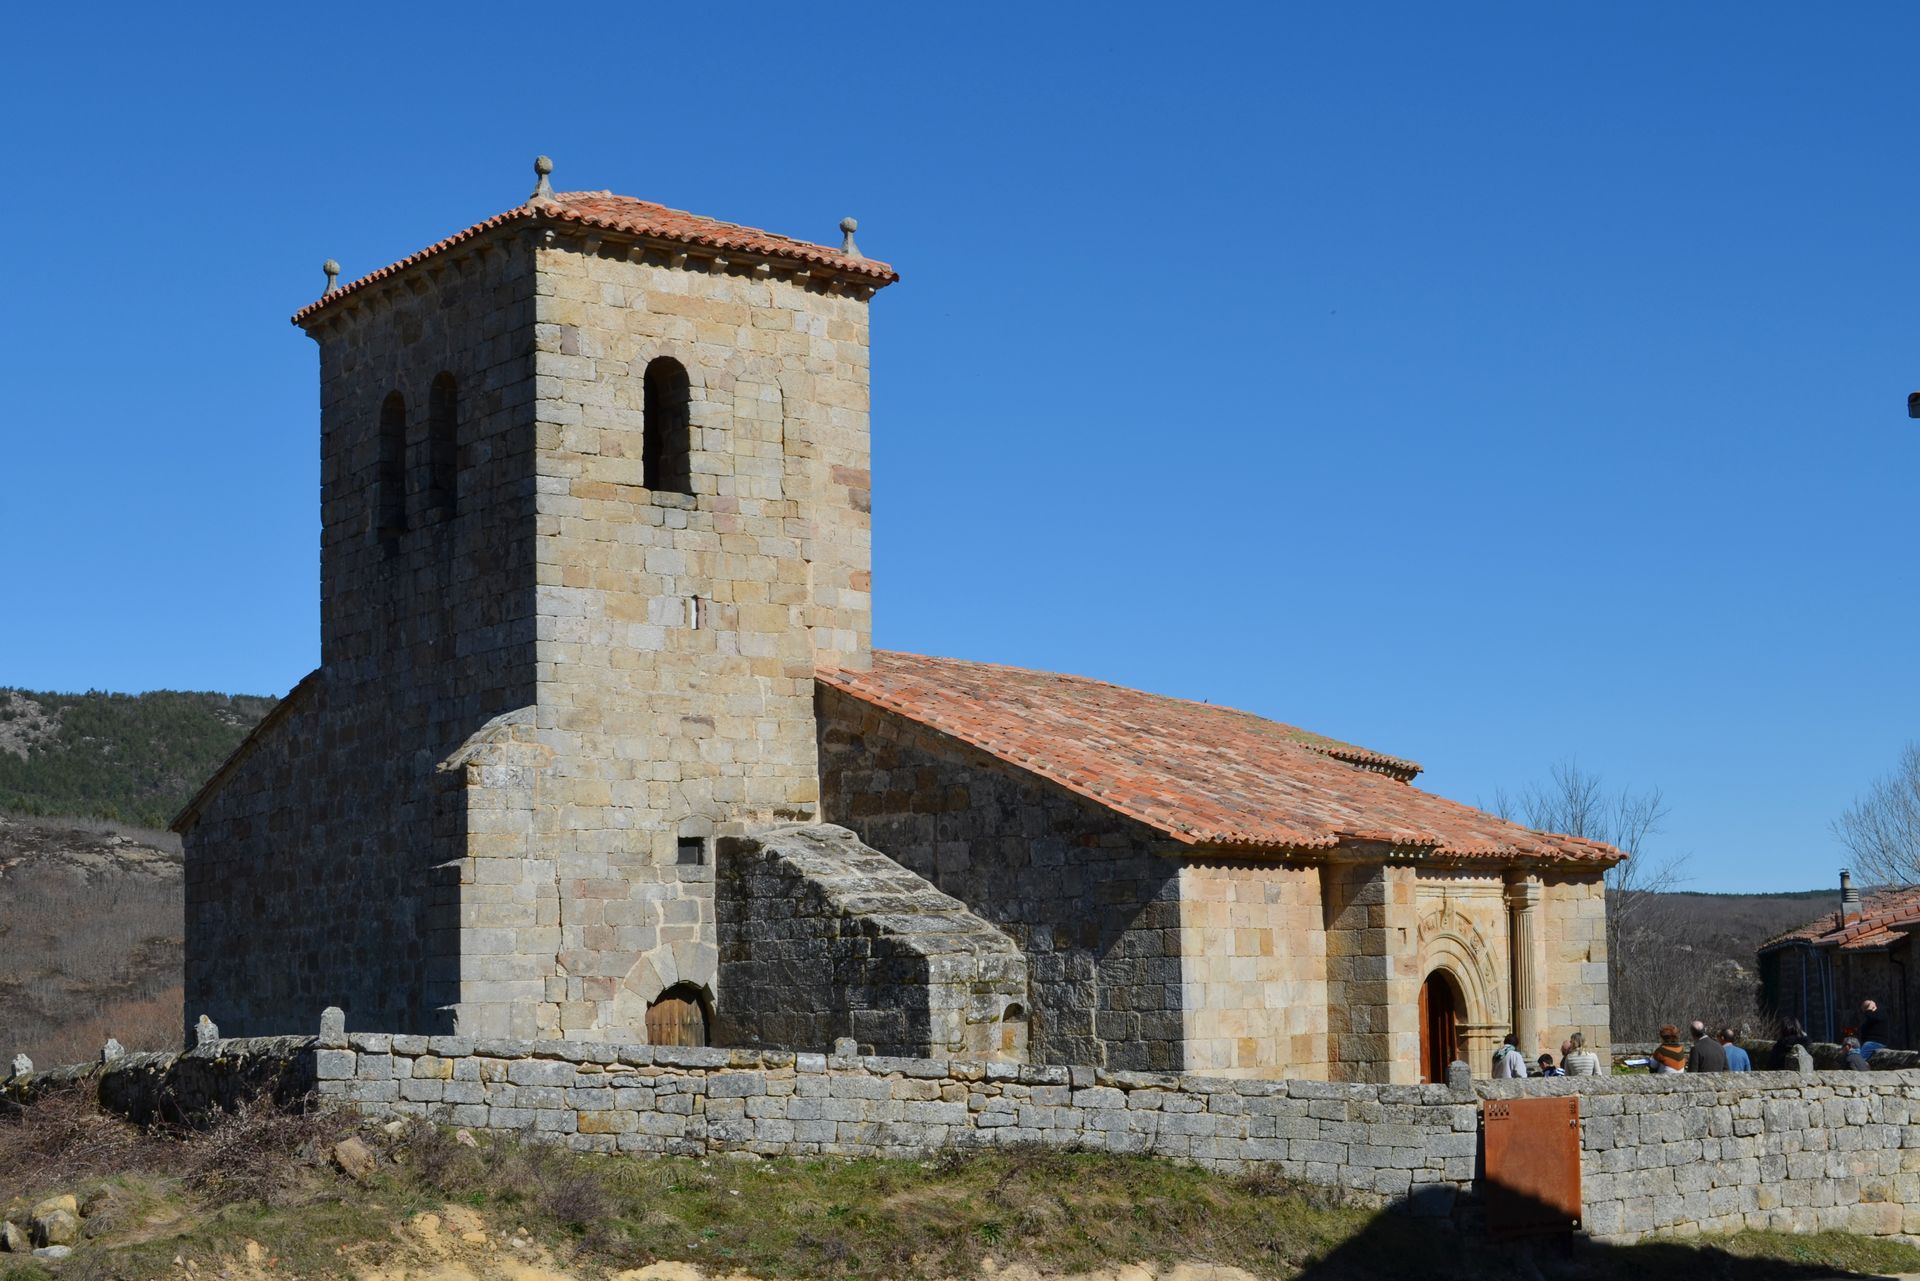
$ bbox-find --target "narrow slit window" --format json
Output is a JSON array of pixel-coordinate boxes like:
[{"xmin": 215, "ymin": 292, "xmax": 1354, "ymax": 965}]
[
  {"xmin": 377, "ymin": 391, "xmax": 407, "ymax": 546},
  {"xmin": 676, "ymin": 836, "xmax": 706, "ymax": 866},
  {"xmin": 428, "ymin": 372, "xmax": 458, "ymax": 519},
  {"xmin": 642, "ymin": 356, "xmax": 693, "ymax": 496}
]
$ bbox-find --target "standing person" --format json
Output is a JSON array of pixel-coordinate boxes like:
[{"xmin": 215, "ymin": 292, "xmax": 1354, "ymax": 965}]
[
  {"xmin": 1651, "ymin": 1025, "xmax": 1688, "ymax": 1073},
  {"xmin": 1718, "ymin": 1027, "xmax": 1751, "ymax": 1072},
  {"xmin": 1768, "ymin": 1019, "xmax": 1813, "ymax": 1071},
  {"xmin": 1538, "ymin": 1054, "xmax": 1565, "ymax": 1077},
  {"xmin": 1857, "ymin": 1000, "xmax": 1888, "ymax": 1055},
  {"xmin": 1561, "ymin": 1032, "xmax": 1602, "ymax": 1076},
  {"xmin": 1492, "ymin": 1033, "xmax": 1528, "ymax": 1079},
  {"xmin": 1686, "ymin": 1020, "xmax": 1728, "ymax": 1072}
]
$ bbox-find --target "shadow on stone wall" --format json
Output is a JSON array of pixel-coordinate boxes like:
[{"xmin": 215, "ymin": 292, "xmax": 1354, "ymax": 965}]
[{"xmin": 4, "ymin": 1038, "xmax": 316, "ymax": 1129}]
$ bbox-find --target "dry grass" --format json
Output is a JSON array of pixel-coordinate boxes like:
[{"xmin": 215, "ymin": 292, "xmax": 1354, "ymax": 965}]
[
  {"xmin": 0, "ymin": 1082, "xmax": 354, "ymax": 1211},
  {"xmin": 4, "ymin": 1090, "xmax": 1920, "ymax": 1279},
  {"xmin": 25, "ymin": 988, "xmax": 183, "ymax": 1067}
]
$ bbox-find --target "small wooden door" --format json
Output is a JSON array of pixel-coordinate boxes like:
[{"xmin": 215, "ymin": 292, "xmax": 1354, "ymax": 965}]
[
  {"xmin": 1420, "ymin": 970, "xmax": 1460, "ymax": 1083},
  {"xmin": 645, "ymin": 985, "xmax": 710, "ymax": 1047}
]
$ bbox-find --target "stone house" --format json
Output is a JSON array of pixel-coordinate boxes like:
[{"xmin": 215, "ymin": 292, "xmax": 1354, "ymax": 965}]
[
  {"xmin": 1760, "ymin": 872, "xmax": 1920, "ymax": 1046},
  {"xmin": 176, "ymin": 161, "xmax": 1622, "ymax": 1085}
]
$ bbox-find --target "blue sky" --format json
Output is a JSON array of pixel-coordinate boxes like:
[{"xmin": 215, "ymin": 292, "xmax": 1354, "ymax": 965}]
[{"xmin": 3, "ymin": 3, "xmax": 1917, "ymax": 891}]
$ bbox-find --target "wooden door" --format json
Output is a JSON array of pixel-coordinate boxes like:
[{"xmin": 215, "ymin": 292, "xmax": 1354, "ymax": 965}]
[
  {"xmin": 1420, "ymin": 970, "xmax": 1460, "ymax": 1083},
  {"xmin": 645, "ymin": 986, "xmax": 709, "ymax": 1047}
]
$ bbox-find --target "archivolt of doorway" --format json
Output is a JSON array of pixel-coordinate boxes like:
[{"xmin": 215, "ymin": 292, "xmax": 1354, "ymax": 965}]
[{"xmin": 1418, "ymin": 929, "xmax": 1505, "ymax": 1082}]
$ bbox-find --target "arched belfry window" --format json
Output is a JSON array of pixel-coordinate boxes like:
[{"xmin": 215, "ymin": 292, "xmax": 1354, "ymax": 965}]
[
  {"xmin": 428, "ymin": 372, "xmax": 458, "ymax": 519},
  {"xmin": 642, "ymin": 357, "xmax": 693, "ymax": 496},
  {"xmin": 377, "ymin": 391, "xmax": 407, "ymax": 546}
]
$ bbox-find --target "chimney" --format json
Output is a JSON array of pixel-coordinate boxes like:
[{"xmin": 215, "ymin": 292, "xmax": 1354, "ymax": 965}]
[{"xmin": 1841, "ymin": 869, "xmax": 1863, "ymax": 924}]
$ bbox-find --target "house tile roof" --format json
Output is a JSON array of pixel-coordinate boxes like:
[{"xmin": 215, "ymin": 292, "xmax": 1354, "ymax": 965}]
[
  {"xmin": 1761, "ymin": 887, "xmax": 1920, "ymax": 953},
  {"xmin": 819, "ymin": 651, "xmax": 1625, "ymax": 866},
  {"xmin": 293, "ymin": 191, "xmax": 898, "ymax": 326}
]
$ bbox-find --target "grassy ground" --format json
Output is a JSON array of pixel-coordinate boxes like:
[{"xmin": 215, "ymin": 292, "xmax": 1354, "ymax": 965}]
[{"xmin": 4, "ymin": 1085, "xmax": 1920, "ymax": 1280}]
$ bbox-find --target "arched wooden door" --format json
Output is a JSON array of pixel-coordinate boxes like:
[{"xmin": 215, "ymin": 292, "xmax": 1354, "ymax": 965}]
[
  {"xmin": 645, "ymin": 984, "xmax": 711, "ymax": 1047},
  {"xmin": 1420, "ymin": 969, "xmax": 1462, "ymax": 1083}
]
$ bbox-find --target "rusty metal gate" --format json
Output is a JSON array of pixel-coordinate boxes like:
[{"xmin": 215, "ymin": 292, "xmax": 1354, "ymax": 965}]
[{"xmin": 1482, "ymin": 1096, "xmax": 1581, "ymax": 1238}]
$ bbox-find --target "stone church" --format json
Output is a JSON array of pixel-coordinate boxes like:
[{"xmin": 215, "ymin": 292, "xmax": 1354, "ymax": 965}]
[{"xmin": 177, "ymin": 160, "xmax": 1621, "ymax": 1085}]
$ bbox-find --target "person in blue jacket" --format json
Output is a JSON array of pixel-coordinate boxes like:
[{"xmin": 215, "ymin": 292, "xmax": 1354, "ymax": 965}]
[{"xmin": 1718, "ymin": 1027, "xmax": 1751, "ymax": 1072}]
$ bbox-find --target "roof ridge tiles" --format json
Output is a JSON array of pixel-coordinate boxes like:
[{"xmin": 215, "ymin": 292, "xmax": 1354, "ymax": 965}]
[{"xmin": 293, "ymin": 190, "xmax": 897, "ymax": 326}]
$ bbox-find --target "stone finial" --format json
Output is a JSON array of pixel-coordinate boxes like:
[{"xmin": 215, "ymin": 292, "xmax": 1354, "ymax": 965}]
[
  {"xmin": 9, "ymin": 1053, "xmax": 29, "ymax": 1078},
  {"xmin": 194, "ymin": 1014, "xmax": 219, "ymax": 1048},
  {"xmin": 322, "ymin": 259, "xmax": 341, "ymax": 295},
  {"xmin": 319, "ymin": 1006, "xmax": 347, "ymax": 1048},
  {"xmin": 101, "ymin": 1038, "xmax": 124, "ymax": 1063},
  {"xmin": 529, "ymin": 155, "xmax": 555, "ymax": 205},
  {"xmin": 838, "ymin": 217, "xmax": 862, "ymax": 259}
]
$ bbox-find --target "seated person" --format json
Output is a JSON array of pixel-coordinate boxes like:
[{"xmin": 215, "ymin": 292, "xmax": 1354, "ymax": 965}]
[{"xmin": 1843, "ymin": 1036, "xmax": 1873, "ymax": 1071}]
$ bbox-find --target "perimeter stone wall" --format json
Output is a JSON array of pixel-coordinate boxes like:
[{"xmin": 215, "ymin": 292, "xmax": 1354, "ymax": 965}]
[{"xmin": 16, "ymin": 1034, "xmax": 1920, "ymax": 1246}]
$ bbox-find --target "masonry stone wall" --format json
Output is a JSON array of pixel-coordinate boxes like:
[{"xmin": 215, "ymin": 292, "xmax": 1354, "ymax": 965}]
[
  {"xmin": 184, "ymin": 239, "xmax": 542, "ymax": 1037},
  {"xmin": 184, "ymin": 219, "xmax": 881, "ymax": 1046},
  {"xmin": 1539, "ymin": 872, "xmax": 1612, "ymax": 1059},
  {"xmin": 503, "ymin": 237, "xmax": 877, "ymax": 1044},
  {"xmin": 817, "ymin": 687, "xmax": 1188, "ymax": 1071},
  {"xmin": 712, "ymin": 823, "xmax": 1027, "ymax": 1059},
  {"xmin": 817, "ymin": 688, "xmax": 1611, "ymax": 1084},
  {"xmin": 20, "ymin": 1034, "xmax": 1920, "ymax": 1245},
  {"xmin": 1763, "ymin": 944, "xmax": 1835, "ymax": 1041},
  {"xmin": 1321, "ymin": 862, "xmax": 1422, "ymax": 1083},
  {"xmin": 1176, "ymin": 861, "xmax": 1329, "ymax": 1079}
]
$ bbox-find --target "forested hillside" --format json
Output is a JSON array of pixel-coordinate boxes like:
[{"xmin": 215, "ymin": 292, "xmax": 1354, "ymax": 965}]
[{"xmin": 0, "ymin": 688, "xmax": 275, "ymax": 829}]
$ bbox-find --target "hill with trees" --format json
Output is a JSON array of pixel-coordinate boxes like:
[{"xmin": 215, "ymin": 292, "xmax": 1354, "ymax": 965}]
[{"xmin": 0, "ymin": 688, "xmax": 274, "ymax": 829}]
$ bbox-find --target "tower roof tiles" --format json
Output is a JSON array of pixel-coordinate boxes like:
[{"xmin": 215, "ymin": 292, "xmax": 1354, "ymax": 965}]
[{"xmin": 293, "ymin": 190, "xmax": 898, "ymax": 326}]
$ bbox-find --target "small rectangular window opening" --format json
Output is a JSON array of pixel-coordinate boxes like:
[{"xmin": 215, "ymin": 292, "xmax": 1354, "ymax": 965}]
[
  {"xmin": 676, "ymin": 836, "xmax": 707, "ymax": 866},
  {"xmin": 689, "ymin": 596, "xmax": 704, "ymax": 630}
]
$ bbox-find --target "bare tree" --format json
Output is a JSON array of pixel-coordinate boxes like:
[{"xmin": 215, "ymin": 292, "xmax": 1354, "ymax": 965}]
[
  {"xmin": 1489, "ymin": 761, "xmax": 1736, "ymax": 1041},
  {"xmin": 1491, "ymin": 760, "xmax": 1683, "ymax": 954},
  {"xmin": 1835, "ymin": 744, "xmax": 1920, "ymax": 887}
]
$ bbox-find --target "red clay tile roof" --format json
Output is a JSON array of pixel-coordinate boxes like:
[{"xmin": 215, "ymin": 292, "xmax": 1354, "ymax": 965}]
[
  {"xmin": 293, "ymin": 191, "xmax": 898, "ymax": 325},
  {"xmin": 820, "ymin": 651, "xmax": 1625, "ymax": 866},
  {"xmin": 1761, "ymin": 888, "xmax": 1920, "ymax": 953}
]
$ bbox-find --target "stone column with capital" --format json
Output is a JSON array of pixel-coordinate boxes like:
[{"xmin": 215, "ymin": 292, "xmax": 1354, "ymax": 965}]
[{"xmin": 1506, "ymin": 877, "xmax": 1544, "ymax": 1057}]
